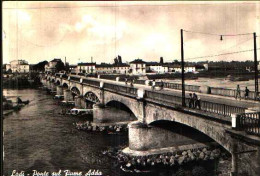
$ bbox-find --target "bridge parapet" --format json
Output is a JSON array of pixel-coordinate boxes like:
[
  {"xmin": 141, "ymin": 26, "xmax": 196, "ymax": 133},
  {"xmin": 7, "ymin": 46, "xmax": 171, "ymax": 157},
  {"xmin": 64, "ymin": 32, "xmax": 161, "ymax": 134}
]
[
  {"xmin": 145, "ymin": 90, "xmax": 246, "ymax": 120},
  {"xmin": 232, "ymin": 112, "xmax": 260, "ymax": 136}
]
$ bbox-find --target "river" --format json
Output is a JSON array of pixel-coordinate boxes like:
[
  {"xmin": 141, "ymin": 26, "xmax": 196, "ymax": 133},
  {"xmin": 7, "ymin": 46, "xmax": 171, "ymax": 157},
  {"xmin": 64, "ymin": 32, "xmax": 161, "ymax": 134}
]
[
  {"xmin": 3, "ymin": 89, "xmax": 132, "ymax": 176},
  {"xmin": 3, "ymin": 88, "xmax": 226, "ymax": 176}
]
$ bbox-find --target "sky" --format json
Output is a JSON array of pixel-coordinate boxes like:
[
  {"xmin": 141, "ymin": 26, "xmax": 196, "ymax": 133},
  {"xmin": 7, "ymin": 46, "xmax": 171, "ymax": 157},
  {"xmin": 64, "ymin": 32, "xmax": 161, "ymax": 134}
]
[{"xmin": 2, "ymin": 1, "xmax": 260, "ymax": 64}]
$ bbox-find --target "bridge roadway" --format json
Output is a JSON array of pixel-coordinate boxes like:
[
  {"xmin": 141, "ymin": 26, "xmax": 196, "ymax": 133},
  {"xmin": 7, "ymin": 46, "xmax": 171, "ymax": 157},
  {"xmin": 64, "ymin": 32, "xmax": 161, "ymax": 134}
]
[{"xmin": 82, "ymin": 75, "xmax": 260, "ymax": 111}]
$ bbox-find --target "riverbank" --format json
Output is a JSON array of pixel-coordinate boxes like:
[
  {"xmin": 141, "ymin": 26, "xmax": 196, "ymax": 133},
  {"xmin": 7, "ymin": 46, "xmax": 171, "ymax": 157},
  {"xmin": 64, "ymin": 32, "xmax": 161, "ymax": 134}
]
[
  {"xmin": 102, "ymin": 145, "xmax": 231, "ymax": 176},
  {"xmin": 3, "ymin": 73, "xmax": 42, "ymax": 88},
  {"xmin": 75, "ymin": 121, "xmax": 129, "ymax": 133}
]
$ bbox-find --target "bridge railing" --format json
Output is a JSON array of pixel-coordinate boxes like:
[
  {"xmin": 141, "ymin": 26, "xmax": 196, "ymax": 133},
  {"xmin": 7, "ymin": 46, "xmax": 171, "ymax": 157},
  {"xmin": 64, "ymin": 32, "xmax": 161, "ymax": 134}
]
[
  {"xmin": 200, "ymin": 100, "xmax": 246, "ymax": 117},
  {"xmin": 210, "ymin": 87, "xmax": 236, "ymax": 97},
  {"xmin": 62, "ymin": 74, "xmax": 68, "ymax": 79},
  {"xmin": 210, "ymin": 87, "xmax": 258, "ymax": 100},
  {"xmin": 70, "ymin": 76, "xmax": 81, "ymax": 82},
  {"xmin": 145, "ymin": 90, "xmax": 246, "ymax": 118},
  {"xmin": 237, "ymin": 112, "xmax": 260, "ymax": 136},
  {"xmin": 134, "ymin": 79, "xmax": 147, "ymax": 85},
  {"xmin": 82, "ymin": 79, "xmax": 100, "ymax": 87},
  {"xmin": 145, "ymin": 90, "xmax": 183, "ymax": 106},
  {"xmin": 104, "ymin": 83, "xmax": 137, "ymax": 96}
]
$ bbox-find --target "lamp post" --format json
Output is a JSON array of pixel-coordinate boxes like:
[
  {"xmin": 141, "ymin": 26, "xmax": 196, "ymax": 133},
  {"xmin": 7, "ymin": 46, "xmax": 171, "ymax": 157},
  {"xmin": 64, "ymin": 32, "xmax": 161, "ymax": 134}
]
[
  {"xmin": 253, "ymin": 32, "xmax": 258, "ymax": 99},
  {"xmin": 181, "ymin": 29, "xmax": 186, "ymax": 107}
]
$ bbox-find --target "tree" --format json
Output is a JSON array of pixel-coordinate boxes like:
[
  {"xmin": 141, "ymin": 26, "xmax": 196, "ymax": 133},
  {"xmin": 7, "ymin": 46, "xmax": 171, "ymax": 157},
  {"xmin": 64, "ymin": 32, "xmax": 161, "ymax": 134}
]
[
  {"xmin": 32, "ymin": 60, "xmax": 48, "ymax": 72},
  {"xmin": 55, "ymin": 61, "xmax": 65, "ymax": 72},
  {"xmin": 173, "ymin": 59, "xmax": 179, "ymax": 64},
  {"xmin": 114, "ymin": 57, "xmax": 118, "ymax": 65}
]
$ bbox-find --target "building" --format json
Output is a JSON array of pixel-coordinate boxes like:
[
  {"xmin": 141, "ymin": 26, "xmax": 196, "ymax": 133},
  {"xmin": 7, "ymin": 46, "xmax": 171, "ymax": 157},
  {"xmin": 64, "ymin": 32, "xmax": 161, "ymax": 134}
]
[
  {"xmin": 168, "ymin": 64, "xmax": 196, "ymax": 73},
  {"xmin": 69, "ymin": 65, "xmax": 77, "ymax": 73},
  {"xmin": 129, "ymin": 59, "xmax": 146, "ymax": 75},
  {"xmin": 112, "ymin": 64, "xmax": 130, "ymax": 74},
  {"xmin": 146, "ymin": 62, "xmax": 169, "ymax": 74},
  {"xmin": 96, "ymin": 63, "xmax": 114, "ymax": 74},
  {"xmin": 6, "ymin": 60, "xmax": 30, "ymax": 73},
  {"xmin": 77, "ymin": 62, "xmax": 96, "ymax": 74},
  {"xmin": 45, "ymin": 58, "xmax": 63, "ymax": 73},
  {"xmin": 96, "ymin": 63, "xmax": 130, "ymax": 74}
]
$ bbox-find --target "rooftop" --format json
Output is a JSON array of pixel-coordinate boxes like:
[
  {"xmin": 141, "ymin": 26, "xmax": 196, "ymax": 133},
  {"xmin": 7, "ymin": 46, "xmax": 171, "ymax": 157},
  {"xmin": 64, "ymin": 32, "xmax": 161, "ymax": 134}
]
[
  {"xmin": 130, "ymin": 59, "xmax": 146, "ymax": 64},
  {"xmin": 78, "ymin": 62, "xmax": 96, "ymax": 66},
  {"xmin": 50, "ymin": 58, "xmax": 62, "ymax": 62}
]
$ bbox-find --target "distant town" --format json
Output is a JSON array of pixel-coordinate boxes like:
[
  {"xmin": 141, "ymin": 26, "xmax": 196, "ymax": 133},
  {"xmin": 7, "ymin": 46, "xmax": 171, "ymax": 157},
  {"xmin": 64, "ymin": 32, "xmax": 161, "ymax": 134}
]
[{"xmin": 3, "ymin": 56, "xmax": 260, "ymax": 77}]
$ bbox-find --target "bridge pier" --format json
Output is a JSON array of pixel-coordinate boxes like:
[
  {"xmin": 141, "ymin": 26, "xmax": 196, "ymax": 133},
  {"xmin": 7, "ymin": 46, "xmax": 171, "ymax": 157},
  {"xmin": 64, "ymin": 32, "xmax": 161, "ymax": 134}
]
[
  {"xmin": 85, "ymin": 100, "xmax": 94, "ymax": 109},
  {"xmin": 50, "ymin": 83, "xmax": 56, "ymax": 92},
  {"xmin": 128, "ymin": 121, "xmax": 151, "ymax": 151},
  {"xmin": 64, "ymin": 89, "xmax": 73, "ymax": 102},
  {"xmin": 56, "ymin": 85, "xmax": 63, "ymax": 96},
  {"xmin": 75, "ymin": 95, "xmax": 83, "ymax": 108},
  {"xmin": 41, "ymin": 79, "xmax": 47, "ymax": 87},
  {"xmin": 46, "ymin": 81, "xmax": 51, "ymax": 90}
]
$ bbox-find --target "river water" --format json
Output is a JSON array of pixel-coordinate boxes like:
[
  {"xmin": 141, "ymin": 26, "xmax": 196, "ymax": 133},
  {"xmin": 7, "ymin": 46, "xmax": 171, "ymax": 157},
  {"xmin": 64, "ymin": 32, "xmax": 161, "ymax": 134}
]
[
  {"xmin": 3, "ymin": 89, "xmax": 131, "ymax": 176},
  {"xmin": 3, "ymin": 89, "xmax": 223, "ymax": 176}
]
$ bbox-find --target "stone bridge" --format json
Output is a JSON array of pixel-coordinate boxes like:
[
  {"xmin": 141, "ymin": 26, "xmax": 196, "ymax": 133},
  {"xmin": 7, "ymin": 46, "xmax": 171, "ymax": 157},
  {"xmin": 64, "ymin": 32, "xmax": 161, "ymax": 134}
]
[{"xmin": 41, "ymin": 73, "xmax": 260, "ymax": 176}]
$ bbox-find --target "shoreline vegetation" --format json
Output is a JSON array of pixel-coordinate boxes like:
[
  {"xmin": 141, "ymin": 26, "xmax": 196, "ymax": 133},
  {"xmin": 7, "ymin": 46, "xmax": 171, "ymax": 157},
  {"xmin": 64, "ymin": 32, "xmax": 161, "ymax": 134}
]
[{"xmin": 3, "ymin": 73, "xmax": 42, "ymax": 89}]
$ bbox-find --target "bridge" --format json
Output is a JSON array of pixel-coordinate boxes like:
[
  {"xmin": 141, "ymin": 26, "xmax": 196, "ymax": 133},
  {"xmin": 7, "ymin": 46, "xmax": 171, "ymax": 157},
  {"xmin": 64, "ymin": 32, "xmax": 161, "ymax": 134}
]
[{"xmin": 41, "ymin": 72, "xmax": 260, "ymax": 176}]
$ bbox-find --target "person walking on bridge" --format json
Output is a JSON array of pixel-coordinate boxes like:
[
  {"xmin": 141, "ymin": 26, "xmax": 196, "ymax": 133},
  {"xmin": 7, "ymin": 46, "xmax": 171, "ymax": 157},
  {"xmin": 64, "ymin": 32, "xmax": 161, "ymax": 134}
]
[
  {"xmin": 152, "ymin": 80, "xmax": 156, "ymax": 91},
  {"xmin": 244, "ymin": 87, "xmax": 249, "ymax": 99},
  {"xmin": 235, "ymin": 84, "xmax": 241, "ymax": 100},
  {"xmin": 194, "ymin": 93, "xmax": 201, "ymax": 110},
  {"xmin": 188, "ymin": 93, "xmax": 194, "ymax": 108},
  {"xmin": 160, "ymin": 80, "xmax": 164, "ymax": 90}
]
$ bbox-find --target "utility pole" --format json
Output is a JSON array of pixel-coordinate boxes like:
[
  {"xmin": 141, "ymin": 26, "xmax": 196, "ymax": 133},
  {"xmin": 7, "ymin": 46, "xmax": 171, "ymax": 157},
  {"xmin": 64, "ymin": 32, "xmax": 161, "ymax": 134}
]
[
  {"xmin": 181, "ymin": 29, "xmax": 186, "ymax": 107},
  {"xmin": 65, "ymin": 56, "xmax": 67, "ymax": 73},
  {"xmin": 254, "ymin": 32, "xmax": 258, "ymax": 99}
]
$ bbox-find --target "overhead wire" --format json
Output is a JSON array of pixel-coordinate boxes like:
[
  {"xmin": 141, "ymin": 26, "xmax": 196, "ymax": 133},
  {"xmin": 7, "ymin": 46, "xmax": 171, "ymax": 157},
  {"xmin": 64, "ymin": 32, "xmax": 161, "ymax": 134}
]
[
  {"xmin": 185, "ymin": 48, "xmax": 260, "ymax": 60},
  {"xmin": 183, "ymin": 29, "xmax": 253, "ymax": 37}
]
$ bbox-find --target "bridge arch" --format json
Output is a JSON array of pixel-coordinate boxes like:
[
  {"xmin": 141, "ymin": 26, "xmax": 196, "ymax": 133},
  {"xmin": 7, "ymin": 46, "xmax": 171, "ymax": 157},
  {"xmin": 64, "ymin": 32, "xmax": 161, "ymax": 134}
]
[
  {"xmin": 104, "ymin": 96, "xmax": 140, "ymax": 120},
  {"xmin": 148, "ymin": 120, "xmax": 223, "ymax": 150},
  {"xmin": 84, "ymin": 91, "xmax": 100, "ymax": 109},
  {"xmin": 71, "ymin": 86, "xmax": 81, "ymax": 96},
  {"xmin": 56, "ymin": 80, "xmax": 61, "ymax": 86},
  {"xmin": 84, "ymin": 91, "xmax": 100, "ymax": 103},
  {"xmin": 62, "ymin": 83, "xmax": 69, "ymax": 89},
  {"xmin": 145, "ymin": 104, "xmax": 233, "ymax": 153},
  {"xmin": 106, "ymin": 100, "xmax": 137, "ymax": 120}
]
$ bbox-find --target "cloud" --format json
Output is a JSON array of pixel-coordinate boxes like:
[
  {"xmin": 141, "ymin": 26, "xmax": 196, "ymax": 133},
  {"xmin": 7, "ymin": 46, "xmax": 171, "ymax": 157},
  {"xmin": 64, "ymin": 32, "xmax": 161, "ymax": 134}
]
[{"xmin": 72, "ymin": 14, "xmax": 126, "ymax": 44}]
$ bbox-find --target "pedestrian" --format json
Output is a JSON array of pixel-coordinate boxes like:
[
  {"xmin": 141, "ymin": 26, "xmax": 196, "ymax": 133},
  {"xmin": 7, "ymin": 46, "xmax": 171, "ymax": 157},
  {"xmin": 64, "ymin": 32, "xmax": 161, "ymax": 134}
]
[
  {"xmin": 152, "ymin": 80, "xmax": 156, "ymax": 91},
  {"xmin": 188, "ymin": 93, "xmax": 194, "ymax": 108},
  {"xmin": 160, "ymin": 80, "xmax": 164, "ymax": 90},
  {"xmin": 195, "ymin": 94, "xmax": 201, "ymax": 109},
  {"xmin": 235, "ymin": 85, "xmax": 241, "ymax": 100},
  {"xmin": 125, "ymin": 77, "xmax": 128, "ymax": 85},
  {"xmin": 244, "ymin": 87, "xmax": 249, "ymax": 99},
  {"xmin": 130, "ymin": 79, "xmax": 134, "ymax": 87},
  {"xmin": 193, "ymin": 93, "xmax": 198, "ymax": 108}
]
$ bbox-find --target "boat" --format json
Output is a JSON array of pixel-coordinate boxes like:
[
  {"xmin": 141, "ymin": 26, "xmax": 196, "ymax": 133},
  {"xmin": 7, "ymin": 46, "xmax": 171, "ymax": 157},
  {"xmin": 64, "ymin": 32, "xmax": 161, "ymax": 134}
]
[
  {"xmin": 54, "ymin": 95, "xmax": 64, "ymax": 100},
  {"xmin": 21, "ymin": 100, "xmax": 30, "ymax": 105},
  {"xmin": 68, "ymin": 108, "xmax": 93, "ymax": 116}
]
